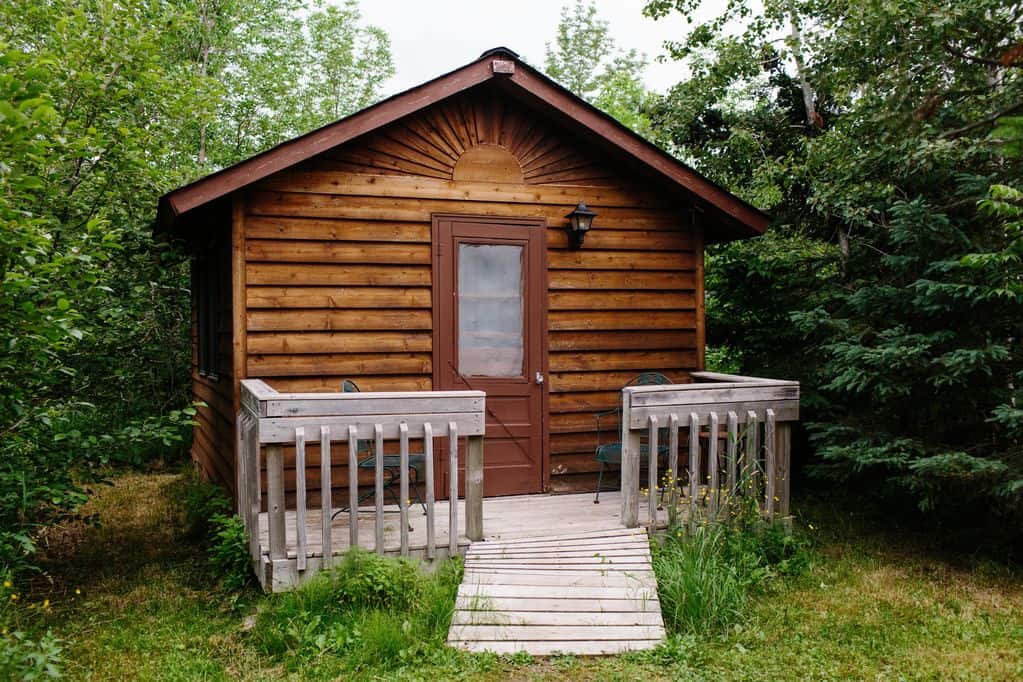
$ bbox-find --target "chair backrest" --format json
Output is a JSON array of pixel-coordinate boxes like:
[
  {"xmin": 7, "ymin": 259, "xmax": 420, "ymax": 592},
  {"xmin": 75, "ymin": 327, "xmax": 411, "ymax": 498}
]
[
  {"xmin": 613, "ymin": 373, "xmax": 674, "ymax": 423},
  {"xmin": 625, "ymin": 372, "xmax": 673, "ymax": 388},
  {"xmin": 340, "ymin": 380, "xmax": 371, "ymax": 454}
]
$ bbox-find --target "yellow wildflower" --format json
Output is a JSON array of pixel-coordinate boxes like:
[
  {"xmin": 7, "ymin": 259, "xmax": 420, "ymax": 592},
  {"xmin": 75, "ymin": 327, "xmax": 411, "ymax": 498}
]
[{"xmin": 2, "ymin": 580, "xmax": 10, "ymax": 589}]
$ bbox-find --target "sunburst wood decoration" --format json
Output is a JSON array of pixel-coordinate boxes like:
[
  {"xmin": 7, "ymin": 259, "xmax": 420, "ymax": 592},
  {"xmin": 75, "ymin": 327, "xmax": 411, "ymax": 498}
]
[{"xmin": 321, "ymin": 88, "xmax": 613, "ymax": 186}]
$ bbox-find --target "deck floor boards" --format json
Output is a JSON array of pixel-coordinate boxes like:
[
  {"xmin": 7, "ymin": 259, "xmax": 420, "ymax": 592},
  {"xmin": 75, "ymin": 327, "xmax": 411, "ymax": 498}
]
[
  {"xmin": 256, "ymin": 491, "xmax": 668, "ymax": 652},
  {"xmin": 256, "ymin": 490, "xmax": 668, "ymax": 558},
  {"xmin": 447, "ymin": 526, "xmax": 666, "ymax": 656}
]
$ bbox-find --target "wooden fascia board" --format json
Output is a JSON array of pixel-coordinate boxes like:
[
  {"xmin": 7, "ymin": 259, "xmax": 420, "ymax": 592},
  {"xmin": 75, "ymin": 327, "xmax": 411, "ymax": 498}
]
[
  {"xmin": 504, "ymin": 67, "xmax": 769, "ymax": 236},
  {"xmin": 160, "ymin": 52, "xmax": 769, "ymax": 239},
  {"xmin": 162, "ymin": 59, "xmax": 495, "ymax": 220}
]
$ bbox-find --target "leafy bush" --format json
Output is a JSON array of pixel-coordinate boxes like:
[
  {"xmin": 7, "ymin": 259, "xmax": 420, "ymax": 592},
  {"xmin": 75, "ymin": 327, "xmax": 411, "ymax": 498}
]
[
  {"xmin": 1, "ymin": 576, "xmax": 62, "ymax": 679},
  {"xmin": 208, "ymin": 514, "xmax": 252, "ymax": 592},
  {"xmin": 652, "ymin": 523, "xmax": 812, "ymax": 633},
  {"xmin": 180, "ymin": 474, "xmax": 231, "ymax": 542},
  {"xmin": 0, "ymin": 630, "xmax": 62, "ymax": 681},
  {"xmin": 251, "ymin": 551, "xmax": 463, "ymax": 673}
]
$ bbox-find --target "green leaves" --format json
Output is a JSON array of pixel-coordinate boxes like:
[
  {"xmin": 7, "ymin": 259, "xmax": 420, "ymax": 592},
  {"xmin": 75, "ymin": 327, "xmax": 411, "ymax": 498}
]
[
  {"xmin": 645, "ymin": 0, "xmax": 1023, "ymax": 530},
  {"xmin": 545, "ymin": 1, "xmax": 652, "ymax": 136}
]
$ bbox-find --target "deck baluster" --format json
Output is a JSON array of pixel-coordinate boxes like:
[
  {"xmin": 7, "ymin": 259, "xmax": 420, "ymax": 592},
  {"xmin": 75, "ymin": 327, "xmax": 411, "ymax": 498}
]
[
  {"xmin": 294, "ymin": 427, "xmax": 307, "ymax": 571},
  {"xmin": 707, "ymin": 412, "xmax": 719, "ymax": 520},
  {"xmin": 726, "ymin": 411, "xmax": 738, "ymax": 507},
  {"xmin": 667, "ymin": 413, "xmax": 680, "ymax": 528},
  {"xmin": 688, "ymin": 413, "xmax": 700, "ymax": 531},
  {"xmin": 374, "ymin": 424, "xmax": 385, "ymax": 554},
  {"xmin": 424, "ymin": 423, "xmax": 436, "ymax": 559},
  {"xmin": 448, "ymin": 421, "xmax": 459, "ymax": 555},
  {"xmin": 764, "ymin": 409, "xmax": 776, "ymax": 518},
  {"xmin": 347, "ymin": 425, "xmax": 359, "ymax": 549},
  {"xmin": 320, "ymin": 426, "xmax": 332, "ymax": 568},
  {"xmin": 647, "ymin": 415, "xmax": 659, "ymax": 534},
  {"xmin": 399, "ymin": 422, "xmax": 410, "ymax": 557},
  {"xmin": 267, "ymin": 444, "xmax": 286, "ymax": 562}
]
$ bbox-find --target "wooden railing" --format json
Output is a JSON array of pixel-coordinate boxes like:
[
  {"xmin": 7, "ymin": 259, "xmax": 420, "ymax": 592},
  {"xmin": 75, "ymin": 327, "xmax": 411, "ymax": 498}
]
[
  {"xmin": 620, "ymin": 371, "xmax": 800, "ymax": 531},
  {"xmin": 237, "ymin": 379, "xmax": 485, "ymax": 591}
]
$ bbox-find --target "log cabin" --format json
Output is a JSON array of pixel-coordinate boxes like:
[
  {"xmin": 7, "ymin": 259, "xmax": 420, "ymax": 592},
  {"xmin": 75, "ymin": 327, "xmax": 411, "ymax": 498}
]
[{"xmin": 157, "ymin": 47, "xmax": 778, "ymax": 546}]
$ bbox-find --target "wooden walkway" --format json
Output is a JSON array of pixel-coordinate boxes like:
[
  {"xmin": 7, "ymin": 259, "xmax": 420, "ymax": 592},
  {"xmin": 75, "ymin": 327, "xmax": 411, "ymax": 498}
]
[{"xmin": 447, "ymin": 526, "xmax": 666, "ymax": 655}]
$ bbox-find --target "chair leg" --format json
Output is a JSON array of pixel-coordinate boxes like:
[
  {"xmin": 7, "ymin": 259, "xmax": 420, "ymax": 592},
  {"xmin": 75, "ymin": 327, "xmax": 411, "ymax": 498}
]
[
  {"xmin": 411, "ymin": 468, "xmax": 428, "ymax": 515},
  {"xmin": 594, "ymin": 461, "xmax": 605, "ymax": 504}
]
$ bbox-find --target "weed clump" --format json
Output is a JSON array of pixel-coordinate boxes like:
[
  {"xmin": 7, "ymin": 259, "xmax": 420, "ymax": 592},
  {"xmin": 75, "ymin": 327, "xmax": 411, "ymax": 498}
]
[
  {"xmin": 250, "ymin": 550, "xmax": 463, "ymax": 674},
  {"xmin": 652, "ymin": 522, "xmax": 813, "ymax": 633}
]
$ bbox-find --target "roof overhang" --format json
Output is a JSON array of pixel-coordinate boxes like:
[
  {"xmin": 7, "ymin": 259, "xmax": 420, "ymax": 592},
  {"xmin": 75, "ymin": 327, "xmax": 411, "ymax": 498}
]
[{"xmin": 157, "ymin": 48, "xmax": 769, "ymax": 241}]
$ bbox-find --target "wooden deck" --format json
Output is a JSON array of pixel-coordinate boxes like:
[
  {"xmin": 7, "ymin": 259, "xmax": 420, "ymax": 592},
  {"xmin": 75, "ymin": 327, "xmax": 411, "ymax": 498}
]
[
  {"xmin": 256, "ymin": 490, "xmax": 669, "ymax": 563},
  {"xmin": 449, "ymin": 526, "xmax": 665, "ymax": 655}
]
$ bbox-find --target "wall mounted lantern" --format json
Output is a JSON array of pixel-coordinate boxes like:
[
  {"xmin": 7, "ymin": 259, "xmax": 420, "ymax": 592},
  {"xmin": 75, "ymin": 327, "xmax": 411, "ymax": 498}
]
[{"xmin": 565, "ymin": 201, "xmax": 597, "ymax": 248}]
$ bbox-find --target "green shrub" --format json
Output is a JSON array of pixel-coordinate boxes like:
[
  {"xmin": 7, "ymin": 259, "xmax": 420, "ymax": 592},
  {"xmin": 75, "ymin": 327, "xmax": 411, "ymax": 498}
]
[
  {"xmin": 208, "ymin": 514, "xmax": 252, "ymax": 591},
  {"xmin": 0, "ymin": 630, "xmax": 62, "ymax": 680},
  {"xmin": 251, "ymin": 551, "xmax": 463, "ymax": 673},
  {"xmin": 1, "ymin": 574, "xmax": 62, "ymax": 679},
  {"xmin": 180, "ymin": 473, "xmax": 231, "ymax": 542},
  {"xmin": 653, "ymin": 523, "xmax": 813, "ymax": 633}
]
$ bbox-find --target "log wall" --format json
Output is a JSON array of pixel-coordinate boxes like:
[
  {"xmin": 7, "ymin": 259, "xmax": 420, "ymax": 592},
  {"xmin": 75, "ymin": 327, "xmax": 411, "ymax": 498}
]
[
  {"xmin": 191, "ymin": 231, "xmax": 236, "ymax": 494},
  {"xmin": 239, "ymin": 85, "xmax": 702, "ymax": 495}
]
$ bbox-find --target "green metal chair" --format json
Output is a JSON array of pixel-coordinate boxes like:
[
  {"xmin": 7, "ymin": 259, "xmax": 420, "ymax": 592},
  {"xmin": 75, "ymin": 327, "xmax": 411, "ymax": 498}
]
[
  {"xmin": 593, "ymin": 372, "xmax": 674, "ymax": 504},
  {"xmin": 332, "ymin": 380, "xmax": 428, "ymax": 520}
]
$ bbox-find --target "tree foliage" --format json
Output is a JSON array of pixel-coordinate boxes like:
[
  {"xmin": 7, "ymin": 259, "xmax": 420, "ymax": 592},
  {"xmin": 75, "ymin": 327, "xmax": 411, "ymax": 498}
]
[
  {"xmin": 545, "ymin": 0, "xmax": 652, "ymax": 134},
  {"xmin": 645, "ymin": 0, "xmax": 1023, "ymax": 539},
  {"xmin": 0, "ymin": 0, "xmax": 392, "ymax": 578}
]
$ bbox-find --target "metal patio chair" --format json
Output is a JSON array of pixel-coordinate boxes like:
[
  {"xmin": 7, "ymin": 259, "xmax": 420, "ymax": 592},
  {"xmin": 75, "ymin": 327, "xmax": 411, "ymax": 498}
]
[
  {"xmin": 332, "ymin": 379, "xmax": 428, "ymax": 521},
  {"xmin": 593, "ymin": 372, "xmax": 674, "ymax": 504}
]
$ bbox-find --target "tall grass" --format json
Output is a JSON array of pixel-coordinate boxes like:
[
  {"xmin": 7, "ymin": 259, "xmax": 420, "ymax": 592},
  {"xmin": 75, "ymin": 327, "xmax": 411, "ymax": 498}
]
[
  {"xmin": 652, "ymin": 523, "xmax": 811, "ymax": 634},
  {"xmin": 250, "ymin": 550, "xmax": 463, "ymax": 675}
]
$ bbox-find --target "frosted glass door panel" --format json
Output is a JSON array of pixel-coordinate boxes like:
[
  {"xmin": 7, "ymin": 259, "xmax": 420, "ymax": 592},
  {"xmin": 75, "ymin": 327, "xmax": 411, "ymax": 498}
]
[{"xmin": 458, "ymin": 243, "xmax": 524, "ymax": 377}]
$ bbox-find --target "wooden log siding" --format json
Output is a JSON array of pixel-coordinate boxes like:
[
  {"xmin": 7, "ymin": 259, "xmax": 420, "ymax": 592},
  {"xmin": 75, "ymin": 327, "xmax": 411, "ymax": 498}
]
[
  {"xmin": 243, "ymin": 89, "xmax": 701, "ymax": 495},
  {"xmin": 191, "ymin": 231, "xmax": 236, "ymax": 494}
]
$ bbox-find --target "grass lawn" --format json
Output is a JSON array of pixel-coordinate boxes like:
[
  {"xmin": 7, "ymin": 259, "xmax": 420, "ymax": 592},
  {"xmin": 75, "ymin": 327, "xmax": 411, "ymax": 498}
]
[{"xmin": 25, "ymin": 470, "xmax": 1023, "ymax": 681}]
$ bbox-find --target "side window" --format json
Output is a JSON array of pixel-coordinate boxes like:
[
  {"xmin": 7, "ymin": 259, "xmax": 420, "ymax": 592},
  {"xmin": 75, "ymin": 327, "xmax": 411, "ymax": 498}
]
[{"xmin": 194, "ymin": 250, "xmax": 222, "ymax": 380}]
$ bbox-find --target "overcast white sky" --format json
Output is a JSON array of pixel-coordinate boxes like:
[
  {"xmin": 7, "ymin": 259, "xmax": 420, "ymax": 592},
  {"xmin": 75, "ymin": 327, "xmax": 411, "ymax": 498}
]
[{"xmin": 358, "ymin": 0, "xmax": 712, "ymax": 97}]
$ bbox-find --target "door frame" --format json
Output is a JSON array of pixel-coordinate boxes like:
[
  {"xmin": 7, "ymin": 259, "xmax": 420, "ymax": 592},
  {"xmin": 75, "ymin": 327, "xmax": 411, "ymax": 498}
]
[{"xmin": 430, "ymin": 213, "xmax": 550, "ymax": 496}]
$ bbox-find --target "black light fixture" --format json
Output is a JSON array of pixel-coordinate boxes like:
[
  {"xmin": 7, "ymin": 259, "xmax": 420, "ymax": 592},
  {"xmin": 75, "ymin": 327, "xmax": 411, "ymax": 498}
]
[{"xmin": 565, "ymin": 201, "xmax": 597, "ymax": 248}]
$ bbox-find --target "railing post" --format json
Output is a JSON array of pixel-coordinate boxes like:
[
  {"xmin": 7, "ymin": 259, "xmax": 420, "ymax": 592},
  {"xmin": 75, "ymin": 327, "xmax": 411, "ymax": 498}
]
[
  {"xmin": 620, "ymin": 389, "xmax": 640, "ymax": 528},
  {"xmin": 266, "ymin": 443, "xmax": 286, "ymax": 562},
  {"xmin": 246, "ymin": 415, "xmax": 261, "ymax": 563},
  {"xmin": 236, "ymin": 412, "xmax": 247, "ymax": 524},
  {"xmin": 466, "ymin": 434, "xmax": 484, "ymax": 542}
]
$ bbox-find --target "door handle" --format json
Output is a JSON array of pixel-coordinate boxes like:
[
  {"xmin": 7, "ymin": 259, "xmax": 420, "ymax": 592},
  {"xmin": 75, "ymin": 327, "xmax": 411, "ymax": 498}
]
[{"xmin": 535, "ymin": 371, "xmax": 544, "ymax": 385}]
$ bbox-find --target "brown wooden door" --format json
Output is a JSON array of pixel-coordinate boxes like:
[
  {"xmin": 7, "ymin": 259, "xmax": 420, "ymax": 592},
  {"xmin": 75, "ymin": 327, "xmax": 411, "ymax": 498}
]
[{"xmin": 433, "ymin": 214, "xmax": 546, "ymax": 498}]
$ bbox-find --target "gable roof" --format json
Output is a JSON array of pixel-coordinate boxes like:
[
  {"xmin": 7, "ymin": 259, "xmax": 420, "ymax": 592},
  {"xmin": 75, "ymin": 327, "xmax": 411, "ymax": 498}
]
[{"xmin": 157, "ymin": 47, "xmax": 769, "ymax": 240}]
